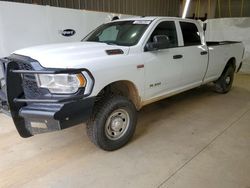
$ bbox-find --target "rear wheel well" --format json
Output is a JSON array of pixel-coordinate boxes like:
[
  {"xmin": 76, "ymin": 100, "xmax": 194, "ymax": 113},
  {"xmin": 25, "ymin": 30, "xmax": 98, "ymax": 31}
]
[
  {"xmin": 95, "ymin": 81, "xmax": 141, "ymax": 110},
  {"xmin": 224, "ymin": 58, "xmax": 236, "ymax": 72}
]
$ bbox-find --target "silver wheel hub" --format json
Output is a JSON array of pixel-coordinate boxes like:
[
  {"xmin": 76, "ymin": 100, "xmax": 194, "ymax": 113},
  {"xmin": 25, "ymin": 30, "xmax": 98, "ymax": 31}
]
[
  {"xmin": 105, "ymin": 109, "xmax": 130, "ymax": 140},
  {"xmin": 111, "ymin": 117, "xmax": 124, "ymax": 131}
]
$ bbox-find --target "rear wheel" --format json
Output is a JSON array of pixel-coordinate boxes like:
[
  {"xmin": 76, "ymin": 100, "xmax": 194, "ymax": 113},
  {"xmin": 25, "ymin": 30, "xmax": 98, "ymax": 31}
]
[
  {"xmin": 214, "ymin": 65, "xmax": 235, "ymax": 94},
  {"xmin": 86, "ymin": 96, "xmax": 137, "ymax": 151}
]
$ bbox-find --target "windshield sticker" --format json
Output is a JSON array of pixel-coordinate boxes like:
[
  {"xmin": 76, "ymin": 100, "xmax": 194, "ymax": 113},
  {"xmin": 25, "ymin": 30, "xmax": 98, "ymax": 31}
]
[{"xmin": 133, "ymin": 20, "xmax": 151, "ymax": 25}]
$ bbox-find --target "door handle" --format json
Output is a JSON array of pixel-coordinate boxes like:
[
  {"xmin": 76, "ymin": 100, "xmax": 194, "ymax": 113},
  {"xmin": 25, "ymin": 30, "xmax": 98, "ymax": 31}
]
[
  {"xmin": 173, "ymin": 55, "xmax": 183, "ymax": 59},
  {"xmin": 200, "ymin": 51, "xmax": 208, "ymax": 55}
]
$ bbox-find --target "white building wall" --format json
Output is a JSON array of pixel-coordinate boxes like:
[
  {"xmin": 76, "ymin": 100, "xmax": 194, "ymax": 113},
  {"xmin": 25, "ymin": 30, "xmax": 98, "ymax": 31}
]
[
  {"xmin": 206, "ymin": 18, "xmax": 250, "ymax": 73},
  {"xmin": 0, "ymin": 1, "xmax": 132, "ymax": 58}
]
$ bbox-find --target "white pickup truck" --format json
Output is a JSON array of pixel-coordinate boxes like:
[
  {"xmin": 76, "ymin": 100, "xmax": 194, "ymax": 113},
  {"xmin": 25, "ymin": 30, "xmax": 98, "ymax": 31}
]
[{"xmin": 0, "ymin": 17, "xmax": 244, "ymax": 150}]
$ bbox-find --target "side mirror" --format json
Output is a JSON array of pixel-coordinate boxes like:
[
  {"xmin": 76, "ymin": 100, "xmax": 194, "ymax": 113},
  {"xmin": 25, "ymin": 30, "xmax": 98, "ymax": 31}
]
[
  {"xmin": 145, "ymin": 42, "xmax": 159, "ymax": 52},
  {"xmin": 145, "ymin": 35, "xmax": 171, "ymax": 52}
]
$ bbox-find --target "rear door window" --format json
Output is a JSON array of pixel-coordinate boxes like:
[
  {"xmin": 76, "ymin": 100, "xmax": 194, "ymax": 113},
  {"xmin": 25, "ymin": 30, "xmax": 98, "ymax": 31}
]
[{"xmin": 180, "ymin": 22, "xmax": 201, "ymax": 46}]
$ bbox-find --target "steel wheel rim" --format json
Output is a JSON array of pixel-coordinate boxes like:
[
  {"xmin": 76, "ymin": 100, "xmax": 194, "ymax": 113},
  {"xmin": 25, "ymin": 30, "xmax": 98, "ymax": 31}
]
[{"xmin": 105, "ymin": 109, "xmax": 130, "ymax": 140}]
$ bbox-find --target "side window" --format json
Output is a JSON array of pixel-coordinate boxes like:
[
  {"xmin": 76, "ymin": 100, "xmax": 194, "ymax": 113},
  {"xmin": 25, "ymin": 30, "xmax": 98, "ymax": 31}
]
[
  {"xmin": 180, "ymin": 22, "xmax": 201, "ymax": 46},
  {"xmin": 148, "ymin": 21, "xmax": 178, "ymax": 48}
]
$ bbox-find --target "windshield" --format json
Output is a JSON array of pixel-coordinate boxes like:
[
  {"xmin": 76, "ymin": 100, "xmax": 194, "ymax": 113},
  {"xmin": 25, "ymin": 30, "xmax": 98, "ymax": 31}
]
[{"xmin": 83, "ymin": 20, "xmax": 151, "ymax": 46}]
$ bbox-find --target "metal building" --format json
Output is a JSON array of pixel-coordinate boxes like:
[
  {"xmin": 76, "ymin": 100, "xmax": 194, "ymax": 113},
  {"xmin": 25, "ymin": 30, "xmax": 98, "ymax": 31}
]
[{"xmin": 1, "ymin": 0, "xmax": 180, "ymax": 16}]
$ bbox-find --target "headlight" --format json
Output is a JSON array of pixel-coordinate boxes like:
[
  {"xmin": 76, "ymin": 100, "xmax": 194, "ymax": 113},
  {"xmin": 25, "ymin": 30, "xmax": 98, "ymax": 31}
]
[{"xmin": 36, "ymin": 73, "xmax": 86, "ymax": 94}]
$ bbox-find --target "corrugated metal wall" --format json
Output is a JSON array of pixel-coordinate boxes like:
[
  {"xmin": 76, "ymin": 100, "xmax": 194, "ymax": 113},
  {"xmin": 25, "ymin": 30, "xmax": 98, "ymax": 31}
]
[
  {"xmin": 2, "ymin": 0, "xmax": 180, "ymax": 16},
  {"xmin": 215, "ymin": 0, "xmax": 250, "ymax": 18},
  {"xmin": 182, "ymin": 0, "xmax": 250, "ymax": 18}
]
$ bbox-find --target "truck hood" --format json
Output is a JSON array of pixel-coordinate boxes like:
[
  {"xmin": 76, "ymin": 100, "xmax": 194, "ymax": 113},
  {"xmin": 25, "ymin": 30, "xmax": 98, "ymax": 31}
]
[{"xmin": 13, "ymin": 42, "xmax": 130, "ymax": 68}]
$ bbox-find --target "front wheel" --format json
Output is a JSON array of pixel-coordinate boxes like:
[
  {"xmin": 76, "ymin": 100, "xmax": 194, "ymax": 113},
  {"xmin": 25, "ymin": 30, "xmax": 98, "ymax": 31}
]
[
  {"xmin": 86, "ymin": 96, "xmax": 137, "ymax": 151},
  {"xmin": 214, "ymin": 65, "xmax": 235, "ymax": 94}
]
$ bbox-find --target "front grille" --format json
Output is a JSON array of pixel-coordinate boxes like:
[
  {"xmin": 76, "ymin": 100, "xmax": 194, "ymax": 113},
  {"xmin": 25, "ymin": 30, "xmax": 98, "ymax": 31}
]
[
  {"xmin": 17, "ymin": 62, "xmax": 48, "ymax": 99},
  {"xmin": 18, "ymin": 61, "xmax": 33, "ymax": 70}
]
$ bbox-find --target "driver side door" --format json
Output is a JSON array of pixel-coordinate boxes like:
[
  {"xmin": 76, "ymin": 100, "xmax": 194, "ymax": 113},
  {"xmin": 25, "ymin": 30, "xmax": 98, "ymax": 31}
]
[{"xmin": 142, "ymin": 20, "xmax": 184, "ymax": 100}]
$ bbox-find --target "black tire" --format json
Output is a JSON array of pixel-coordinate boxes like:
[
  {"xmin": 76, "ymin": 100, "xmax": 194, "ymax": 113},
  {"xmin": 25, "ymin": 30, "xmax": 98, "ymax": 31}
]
[
  {"xmin": 86, "ymin": 96, "xmax": 137, "ymax": 151},
  {"xmin": 214, "ymin": 65, "xmax": 235, "ymax": 94}
]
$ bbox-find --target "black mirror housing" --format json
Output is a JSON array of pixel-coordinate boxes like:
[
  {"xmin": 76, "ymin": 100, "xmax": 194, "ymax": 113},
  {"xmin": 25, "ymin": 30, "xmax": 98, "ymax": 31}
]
[
  {"xmin": 145, "ymin": 43, "xmax": 158, "ymax": 51},
  {"xmin": 145, "ymin": 35, "xmax": 171, "ymax": 52},
  {"xmin": 153, "ymin": 35, "xmax": 169, "ymax": 43}
]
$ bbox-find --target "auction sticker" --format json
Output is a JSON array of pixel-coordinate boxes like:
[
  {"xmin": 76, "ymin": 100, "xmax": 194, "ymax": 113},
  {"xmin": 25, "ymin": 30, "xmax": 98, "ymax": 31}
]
[{"xmin": 133, "ymin": 20, "xmax": 151, "ymax": 25}]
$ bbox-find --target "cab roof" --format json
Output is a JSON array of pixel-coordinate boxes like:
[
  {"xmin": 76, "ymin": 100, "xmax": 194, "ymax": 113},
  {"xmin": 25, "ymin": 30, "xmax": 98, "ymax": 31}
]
[{"xmin": 114, "ymin": 16, "xmax": 199, "ymax": 23}]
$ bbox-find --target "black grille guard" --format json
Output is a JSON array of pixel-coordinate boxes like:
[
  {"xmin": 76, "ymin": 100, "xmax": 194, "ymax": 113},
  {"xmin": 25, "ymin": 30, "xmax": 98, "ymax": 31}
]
[
  {"xmin": 0, "ymin": 55, "xmax": 95, "ymax": 138},
  {"xmin": 0, "ymin": 56, "xmax": 94, "ymax": 104}
]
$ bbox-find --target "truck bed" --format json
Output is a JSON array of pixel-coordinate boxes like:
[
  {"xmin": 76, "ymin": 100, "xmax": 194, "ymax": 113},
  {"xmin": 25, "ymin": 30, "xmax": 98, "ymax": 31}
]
[
  {"xmin": 206, "ymin": 41, "xmax": 241, "ymax": 46},
  {"xmin": 204, "ymin": 41, "xmax": 244, "ymax": 82}
]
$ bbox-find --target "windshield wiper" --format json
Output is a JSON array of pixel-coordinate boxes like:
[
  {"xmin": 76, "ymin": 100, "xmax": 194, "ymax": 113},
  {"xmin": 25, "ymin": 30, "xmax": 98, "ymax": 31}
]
[{"xmin": 83, "ymin": 40, "xmax": 121, "ymax": 46}]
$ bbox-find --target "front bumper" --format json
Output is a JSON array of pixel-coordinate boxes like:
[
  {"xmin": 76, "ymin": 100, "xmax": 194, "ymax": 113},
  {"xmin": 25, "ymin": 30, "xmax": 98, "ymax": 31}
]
[
  {"xmin": 0, "ymin": 55, "xmax": 95, "ymax": 137},
  {"xmin": 18, "ymin": 97, "xmax": 95, "ymax": 136}
]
